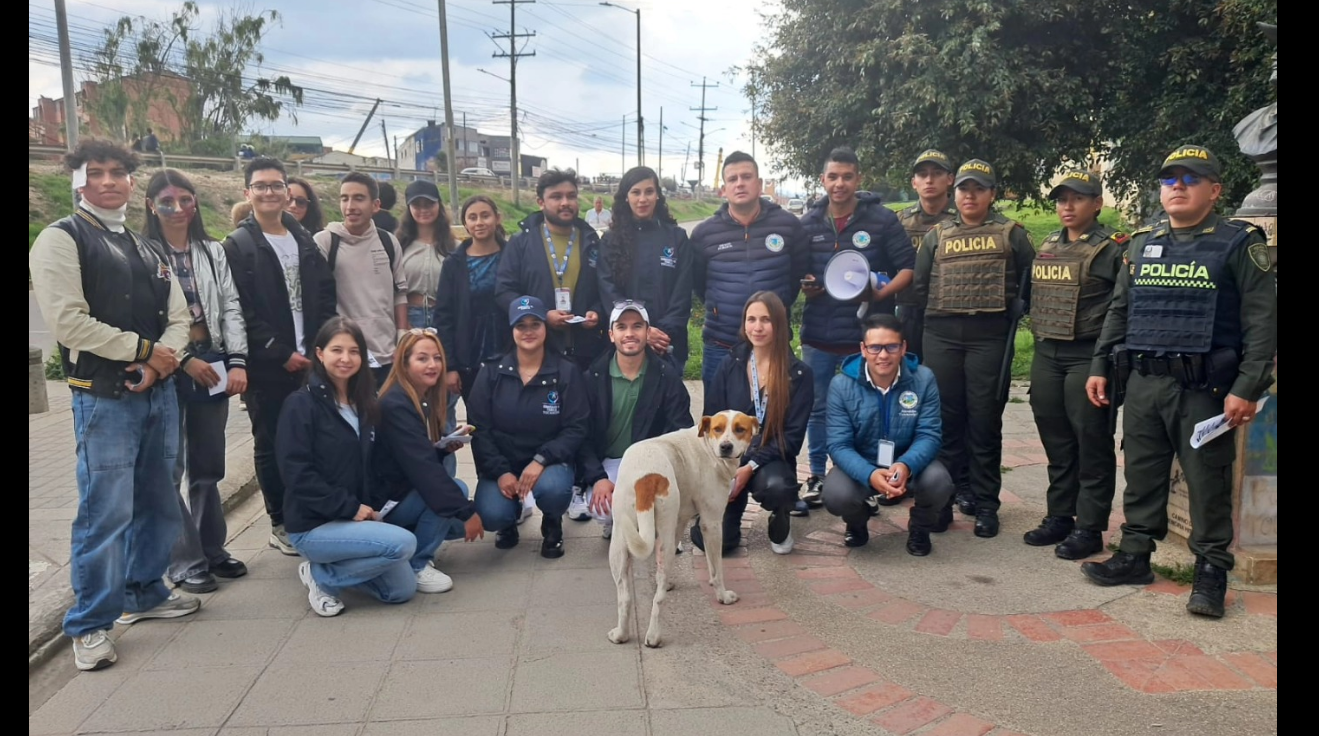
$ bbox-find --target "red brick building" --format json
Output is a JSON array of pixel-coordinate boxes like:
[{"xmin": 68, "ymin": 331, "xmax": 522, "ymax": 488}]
[{"xmin": 30, "ymin": 72, "xmax": 193, "ymax": 145}]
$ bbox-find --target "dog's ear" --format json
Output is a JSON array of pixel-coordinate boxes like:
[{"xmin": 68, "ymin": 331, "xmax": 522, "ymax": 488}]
[
  {"xmin": 698, "ymin": 416, "xmax": 712, "ymax": 437},
  {"xmin": 748, "ymin": 416, "xmax": 761, "ymax": 436}
]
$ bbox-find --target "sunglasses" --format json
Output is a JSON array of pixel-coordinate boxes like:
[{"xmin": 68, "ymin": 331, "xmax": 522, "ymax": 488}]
[
  {"xmin": 289, "ymin": 196, "xmax": 312, "ymax": 207},
  {"xmin": 613, "ymin": 299, "xmax": 646, "ymax": 310},
  {"xmin": 406, "ymin": 327, "xmax": 438, "ymax": 336},
  {"xmin": 1158, "ymin": 173, "xmax": 1209, "ymax": 187},
  {"xmin": 862, "ymin": 342, "xmax": 903, "ymax": 355}
]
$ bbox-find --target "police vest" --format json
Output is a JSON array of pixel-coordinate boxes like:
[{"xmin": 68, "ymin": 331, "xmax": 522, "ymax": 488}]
[
  {"xmin": 897, "ymin": 205, "xmax": 954, "ymax": 307},
  {"xmin": 1125, "ymin": 219, "xmax": 1252, "ymax": 355},
  {"xmin": 927, "ymin": 218, "xmax": 1019, "ymax": 316},
  {"xmin": 1030, "ymin": 227, "xmax": 1123, "ymax": 341}
]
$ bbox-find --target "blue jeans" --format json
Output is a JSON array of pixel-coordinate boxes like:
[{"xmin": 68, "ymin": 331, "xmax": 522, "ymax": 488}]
[
  {"xmin": 383, "ymin": 488, "xmax": 468, "ymax": 572},
  {"xmin": 802, "ymin": 345, "xmax": 852, "ymax": 477},
  {"xmin": 407, "ymin": 305, "xmax": 433, "ymax": 330},
  {"xmin": 288, "ymin": 521, "xmax": 417, "ymax": 604},
  {"xmin": 64, "ymin": 383, "xmax": 182, "ymax": 637},
  {"xmin": 474, "ymin": 463, "xmax": 574, "ymax": 532},
  {"xmin": 700, "ymin": 340, "xmax": 732, "ymax": 395}
]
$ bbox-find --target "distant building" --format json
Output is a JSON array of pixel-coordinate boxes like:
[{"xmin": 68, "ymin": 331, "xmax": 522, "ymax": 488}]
[
  {"xmin": 311, "ymin": 150, "xmax": 391, "ymax": 168},
  {"xmin": 400, "ymin": 120, "xmax": 546, "ymax": 177},
  {"xmin": 266, "ymin": 136, "xmax": 327, "ymax": 156},
  {"xmin": 31, "ymin": 73, "xmax": 193, "ymax": 145}
]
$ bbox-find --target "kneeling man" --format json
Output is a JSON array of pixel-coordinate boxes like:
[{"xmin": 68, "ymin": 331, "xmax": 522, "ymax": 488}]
[{"xmin": 824, "ymin": 314, "xmax": 953, "ymax": 554}]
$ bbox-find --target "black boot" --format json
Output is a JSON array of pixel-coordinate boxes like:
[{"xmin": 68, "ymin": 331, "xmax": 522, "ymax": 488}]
[
  {"xmin": 495, "ymin": 526, "xmax": 519, "ymax": 549},
  {"xmin": 1186, "ymin": 557, "xmax": 1229, "ymax": 618},
  {"xmin": 690, "ymin": 521, "xmax": 740, "ymax": 555},
  {"xmin": 906, "ymin": 529, "xmax": 932, "ymax": 556},
  {"xmin": 844, "ymin": 519, "xmax": 869, "ymax": 548},
  {"xmin": 931, "ymin": 505, "xmax": 954, "ymax": 533},
  {"xmin": 954, "ymin": 490, "xmax": 978, "ymax": 516},
  {"xmin": 540, "ymin": 516, "xmax": 564, "ymax": 559},
  {"xmin": 1055, "ymin": 529, "xmax": 1104, "ymax": 560},
  {"xmin": 875, "ymin": 489, "xmax": 909, "ymax": 507},
  {"xmin": 1023, "ymin": 516, "xmax": 1075, "ymax": 546},
  {"xmin": 1081, "ymin": 551, "xmax": 1154, "ymax": 586},
  {"xmin": 973, "ymin": 509, "xmax": 999, "ymax": 538}
]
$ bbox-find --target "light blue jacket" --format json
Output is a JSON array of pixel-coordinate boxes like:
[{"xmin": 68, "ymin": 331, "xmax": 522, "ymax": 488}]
[{"xmin": 826, "ymin": 353, "xmax": 942, "ymax": 486}]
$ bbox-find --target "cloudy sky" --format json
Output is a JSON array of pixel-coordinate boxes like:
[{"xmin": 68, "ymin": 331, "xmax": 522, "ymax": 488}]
[{"xmin": 29, "ymin": 0, "xmax": 783, "ymax": 186}]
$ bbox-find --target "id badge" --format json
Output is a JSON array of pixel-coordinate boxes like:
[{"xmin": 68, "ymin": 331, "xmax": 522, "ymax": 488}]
[
  {"xmin": 876, "ymin": 440, "xmax": 896, "ymax": 468},
  {"xmin": 554, "ymin": 287, "xmax": 573, "ymax": 313}
]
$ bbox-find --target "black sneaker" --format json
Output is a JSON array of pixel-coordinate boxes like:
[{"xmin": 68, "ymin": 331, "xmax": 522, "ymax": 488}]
[
  {"xmin": 495, "ymin": 526, "xmax": 520, "ymax": 549},
  {"xmin": 1186, "ymin": 557, "xmax": 1229, "ymax": 618},
  {"xmin": 844, "ymin": 520, "xmax": 869, "ymax": 547},
  {"xmin": 767, "ymin": 509, "xmax": 791, "ymax": 545},
  {"xmin": 801, "ymin": 475, "xmax": 825, "ymax": 508},
  {"xmin": 789, "ymin": 499, "xmax": 810, "ymax": 517},
  {"xmin": 954, "ymin": 490, "xmax": 978, "ymax": 516},
  {"xmin": 875, "ymin": 489, "xmax": 909, "ymax": 507},
  {"xmin": 1055, "ymin": 529, "xmax": 1104, "ymax": 560},
  {"xmin": 865, "ymin": 494, "xmax": 881, "ymax": 517},
  {"xmin": 1081, "ymin": 552, "xmax": 1154, "ymax": 586},
  {"xmin": 211, "ymin": 558, "xmax": 248, "ymax": 579},
  {"xmin": 906, "ymin": 529, "xmax": 932, "ymax": 557},
  {"xmin": 176, "ymin": 572, "xmax": 218, "ymax": 594},
  {"xmin": 931, "ymin": 505, "xmax": 954, "ymax": 533},
  {"xmin": 540, "ymin": 516, "xmax": 565, "ymax": 559},
  {"xmin": 973, "ymin": 509, "xmax": 999, "ymax": 538},
  {"xmin": 689, "ymin": 522, "xmax": 739, "ymax": 554},
  {"xmin": 1023, "ymin": 516, "xmax": 1075, "ymax": 546}
]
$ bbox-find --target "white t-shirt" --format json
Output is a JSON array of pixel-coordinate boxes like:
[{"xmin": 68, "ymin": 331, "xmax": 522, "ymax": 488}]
[
  {"xmin": 266, "ymin": 232, "xmax": 305, "ymax": 354},
  {"xmin": 586, "ymin": 208, "xmax": 612, "ymax": 230}
]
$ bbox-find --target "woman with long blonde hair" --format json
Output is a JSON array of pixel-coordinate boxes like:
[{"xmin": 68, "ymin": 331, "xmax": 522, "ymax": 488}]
[
  {"xmin": 374, "ymin": 329, "xmax": 484, "ymax": 595},
  {"xmin": 694, "ymin": 291, "xmax": 813, "ymax": 556}
]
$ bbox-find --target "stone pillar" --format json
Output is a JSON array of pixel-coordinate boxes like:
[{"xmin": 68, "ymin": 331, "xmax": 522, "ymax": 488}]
[{"xmin": 29, "ymin": 346, "xmax": 49, "ymax": 414}]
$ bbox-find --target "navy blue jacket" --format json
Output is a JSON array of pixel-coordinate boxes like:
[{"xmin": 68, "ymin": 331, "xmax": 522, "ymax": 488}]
[
  {"xmin": 800, "ymin": 192, "xmax": 914, "ymax": 347},
  {"xmin": 433, "ymin": 240, "xmax": 510, "ymax": 373},
  {"xmin": 276, "ymin": 373, "xmax": 375, "ymax": 534},
  {"xmin": 496, "ymin": 212, "xmax": 604, "ymax": 360},
  {"xmin": 578, "ymin": 347, "xmax": 694, "ymax": 486},
  {"xmin": 691, "ymin": 201, "xmax": 809, "ymax": 347},
  {"xmin": 468, "ymin": 350, "xmax": 591, "ymax": 479},
  {"xmin": 826, "ymin": 354, "xmax": 942, "ymax": 486},
  {"xmin": 597, "ymin": 220, "xmax": 695, "ymax": 362},
  {"xmin": 374, "ymin": 385, "xmax": 475, "ymax": 520},
  {"xmin": 703, "ymin": 342, "xmax": 813, "ymax": 469}
]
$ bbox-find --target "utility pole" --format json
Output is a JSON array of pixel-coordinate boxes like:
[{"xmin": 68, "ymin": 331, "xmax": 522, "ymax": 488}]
[
  {"xmin": 54, "ymin": 0, "xmax": 78, "ymax": 154},
  {"xmin": 681, "ymin": 140, "xmax": 690, "ymax": 189},
  {"xmin": 380, "ymin": 119, "xmax": 391, "ymax": 166},
  {"xmin": 349, "ymin": 98, "xmax": 381, "ymax": 154},
  {"xmin": 492, "ymin": 0, "xmax": 535, "ymax": 206},
  {"xmin": 462, "ymin": 111, "xmax": 469, "ymax": 170},
  {"xmin": 691, "ymin": 77, "xmax": 718, "ymax": 195},
  {"xmin": 600, "ymin": 3, "xmax": 643, "ymax": 167},
  {"xmin": 437, "ymin": 0, "xmax": 460, "ymax": 214},
  {"xmin": 621, "ymin": 116, "xmax": 626, "ymax": 176},
  {"xmin": 657, "ymin": 107, "xmax": 663, "ymax": 184}
]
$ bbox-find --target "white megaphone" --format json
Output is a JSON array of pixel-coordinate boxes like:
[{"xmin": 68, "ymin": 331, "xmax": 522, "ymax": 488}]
[{"xmin": 823, "ymin": 250, "xmax": 891, "ymax": 319}]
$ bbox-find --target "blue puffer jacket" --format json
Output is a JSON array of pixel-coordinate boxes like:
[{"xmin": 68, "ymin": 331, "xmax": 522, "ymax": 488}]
[
  {"xmin": 691, "ymin": 201, "xmax": 809, "ymax": 346},
  {"xmin": 800, "ymin": 192, "xmax": 913, "ymax": 348},
  {"xmin": 826, "ymin": 353, "xmax": 941, "ymax": 485}
]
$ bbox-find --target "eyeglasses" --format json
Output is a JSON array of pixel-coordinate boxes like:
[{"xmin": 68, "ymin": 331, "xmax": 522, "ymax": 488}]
[
  {"xmin": 249, "ymin": 182, "xmax": 288, "ymax": 194},
  {"xmin": 289, "ymin": 197, "xmax": 311, "ymax": 207},
  {"xmin": 862, "ymin": 342, "xmax": 903, "ymax": 355},
  {"xmin": 1158, "ymin": 173, "xmax": 1207, "ymax": 187}
]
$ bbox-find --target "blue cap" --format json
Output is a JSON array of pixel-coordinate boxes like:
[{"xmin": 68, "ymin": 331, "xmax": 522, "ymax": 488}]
[{"xmin": 509, "ymin": 295, "xmax": 548, "ymax": 326}]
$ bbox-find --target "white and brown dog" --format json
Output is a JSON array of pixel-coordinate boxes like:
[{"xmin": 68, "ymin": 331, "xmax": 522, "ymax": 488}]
[{"xmin": 607, "ymin": 410, "xmax": 759, "ymax": 648}]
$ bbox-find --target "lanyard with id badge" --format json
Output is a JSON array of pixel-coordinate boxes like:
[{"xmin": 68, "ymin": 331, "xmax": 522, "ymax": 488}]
[
  {"xmin": 876, "ymin": 389, "xmax": 896, "ymax": 469},
  {"xmin": 543, "ymin": 222, "xmax": 577, "ymax": 313}
]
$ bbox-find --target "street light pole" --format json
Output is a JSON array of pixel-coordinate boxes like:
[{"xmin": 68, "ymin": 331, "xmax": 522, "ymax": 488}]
[
  {"xmin": 601, "ymin": 2, "xmax": 642, "ymax": 167},
  {"xmin": 436, "ymin": 0, "xmax": 460, "ymax": 215}
]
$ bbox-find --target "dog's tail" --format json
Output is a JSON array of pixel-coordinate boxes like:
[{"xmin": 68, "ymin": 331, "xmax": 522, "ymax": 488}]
[{"xmin": 623, "ymin": 472, "xmax": 672, "ymax": 559}]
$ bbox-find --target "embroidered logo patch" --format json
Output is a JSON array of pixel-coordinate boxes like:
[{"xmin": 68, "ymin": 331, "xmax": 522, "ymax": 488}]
[{"xmin": 765, "ymin": 233, "xmax": 785, "ymax": 253}]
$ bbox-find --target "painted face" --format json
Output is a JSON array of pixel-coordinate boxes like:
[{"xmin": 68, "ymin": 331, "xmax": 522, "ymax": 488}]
[
  {"xmin": 151, "ymin": 184, "xmax": 197, "ymax": 225},
  {"xmin": 317, "ymin": 333, "xmax": 362, "ymax": 384}
]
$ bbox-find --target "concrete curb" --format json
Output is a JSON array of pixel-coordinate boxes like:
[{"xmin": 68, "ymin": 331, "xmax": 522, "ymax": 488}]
[{"xmin": 26, "ymin": 475, "xmax": 262, "ymax": 674}]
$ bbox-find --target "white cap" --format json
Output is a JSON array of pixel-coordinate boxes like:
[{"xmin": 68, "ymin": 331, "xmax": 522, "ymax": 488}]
[{"xmin": 609, "ymin": 300, "xmax": 650, "ymax": 326}]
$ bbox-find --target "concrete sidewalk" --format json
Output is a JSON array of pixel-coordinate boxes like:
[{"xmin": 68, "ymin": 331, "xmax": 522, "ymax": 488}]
[{"xmin": 29, "ymin": 383, "xmax": 1277, "ymax": 736}]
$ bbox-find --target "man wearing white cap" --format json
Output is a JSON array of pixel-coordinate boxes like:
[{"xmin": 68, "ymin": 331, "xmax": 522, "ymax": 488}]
[{"xmin": 575, "ymin": 299, "xmax": 693, "ymax": 536}]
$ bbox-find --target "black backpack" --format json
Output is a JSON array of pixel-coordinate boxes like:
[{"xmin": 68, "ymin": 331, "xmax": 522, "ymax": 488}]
[{"xmin": 328, "ymin": 227, "xmax": 396, "ymax": 273}]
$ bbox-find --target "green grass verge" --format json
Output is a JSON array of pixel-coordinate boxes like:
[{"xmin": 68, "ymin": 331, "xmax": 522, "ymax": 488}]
[
  {"xmin": 884, "ymin": 199, "xmax": 1126, "ymax": 246},
  {"xmin": 1152, "ymin": 561, "xmax": 1196, "ymax": 586}
]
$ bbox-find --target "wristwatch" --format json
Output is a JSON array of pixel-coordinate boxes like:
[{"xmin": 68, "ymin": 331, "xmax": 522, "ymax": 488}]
[
  {"xmin": 533, "ymin": 453, "xmax": 548, "ymax": 466},
  {"xmin": 746, "ymin": 460, "xmax": 760, "ymax": 472}
]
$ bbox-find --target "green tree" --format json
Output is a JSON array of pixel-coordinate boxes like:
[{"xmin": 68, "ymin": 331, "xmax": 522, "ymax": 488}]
[{"xmin": 748, "ymin": 0, "xmax": 1276, "ymax": 208}]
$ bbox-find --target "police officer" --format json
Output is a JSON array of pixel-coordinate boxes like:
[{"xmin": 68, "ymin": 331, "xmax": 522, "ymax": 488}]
[
  {"xmin": 913, "ymin": 159, "xmax": 1034, "ymax": 538},
  {"xmin": 895, "ymin": 150, "xmax": 957, "ymax": 362},
  {"xmin": 1023, "ymin": 170, "xmax": 1124, "ymax": 560},
  {"xmin": 1082, "ymin": 145, "xmax": 1276, "ymax": 619}
]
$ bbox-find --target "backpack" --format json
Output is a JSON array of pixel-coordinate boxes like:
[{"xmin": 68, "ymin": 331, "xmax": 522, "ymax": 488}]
[{"xmin": 328, "ymin": 227, "xmax": 396, "ymax": 273}]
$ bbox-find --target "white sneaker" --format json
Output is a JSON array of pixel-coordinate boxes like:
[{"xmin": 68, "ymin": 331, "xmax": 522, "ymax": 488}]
[
  {"xmin": 601, "ymin": 523, "xmax": 613, "ymax": 540},
  {"xmin": 517, "ymin": 496, "xmax": 535, "ymax": 525},
  {"xmin": 298, "ymin": 561, "xmax": 344, "ymax": 617},
  {"xmin": 567, "ymin": 488, "xmax": 591, "ymax": 521},
  {"xmin": 415, "ymin": 562, "xmax": 454, "ymax": 593},
  {"xmin": 72, "ymin": 630, "xmax": 116, "ymax": 671},
  {"xmin": 115, "ymin": 591, "xmax": 201, "ymax": 625},
  {"xmin": 269, "ymin": 524, "xmax": 299, "ymax": 556},
  {"xmin": 770, "ymin": 534, "xmax": 795, "ymax": 555},
  {"xmin": 865, "ymin": 495, "xmax": 881, "ymax": 517}
]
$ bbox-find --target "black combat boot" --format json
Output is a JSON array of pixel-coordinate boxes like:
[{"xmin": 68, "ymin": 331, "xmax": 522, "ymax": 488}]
[
  {"xmin": 973, "ymin": 509, "xmax": 999, "ymax": 538},
  {"xmin": 931, "ymin": 505, "xmax": 954, "ymax": 533},
  {"xmin": 1023, "ymin": 515, "xmax": 1075, "ymax": 546},
  {"xmin": 495, "ymin": 526, "xmax": 519, "ymax": 549},
  {"xmin": 540, "ymin": 516, "xmax": 564, "ymax": 559},
  {"xmin": 954, "ymin": 489, "xmax": 978, "ymax": 516},
  {"xmin": 844, "ymin": 519, "xmax": 870, "ymax": 548},
  {"xmin": 906, "ymin": 529, "xmax": 932, "ymax": 556},
  {"xmin": 1186, "ymin": 557, "xmax": 1229, "ymax": 618},
  {"xmin": 1081, "ymin": 552, "xmax": 1154, "ymax": 586},
  {"xmin": 1055, "ymin": 529, "xmax": 1104, "ymax": 560}
]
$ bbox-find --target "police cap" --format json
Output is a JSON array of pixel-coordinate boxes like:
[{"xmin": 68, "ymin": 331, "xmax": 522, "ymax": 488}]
[
  {"xmin": 1159, "ymin": 145, "xmax": 1222, "ymax": 180},
  {"xmin": 1048, "ymin": 169, "xmax": 1103, "ymax": 199},
  {"xmin": 954, "ymin": 159, "xmax": 996, "ymax": 189},
  {"xmin": 912, "ymin": 149, "xmax": 954, "ymax": 173}
]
